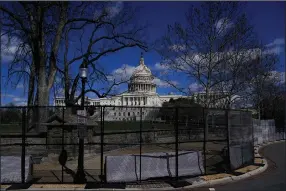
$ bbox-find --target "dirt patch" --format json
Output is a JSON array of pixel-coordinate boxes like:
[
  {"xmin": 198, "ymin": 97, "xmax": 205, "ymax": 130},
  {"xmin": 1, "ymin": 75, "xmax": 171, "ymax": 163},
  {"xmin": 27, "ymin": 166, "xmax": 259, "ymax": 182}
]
[
  {"xmin": 30, "ymin": 184, "xmax": 85, "ymax": 188},
  {"xmin": 235, "ymin": 165, "xmax": 259, "ymax": 173},
  {"xmin": 0, "ymin": 184, "xmax": 11, "ymax": 189},
  {"xmin": 254, "ymin": 158, "xmax": 264, "ymax": 164},
  {"xmin": 201, "ymin": 173, "xmax": 232, "ymax": 181}
]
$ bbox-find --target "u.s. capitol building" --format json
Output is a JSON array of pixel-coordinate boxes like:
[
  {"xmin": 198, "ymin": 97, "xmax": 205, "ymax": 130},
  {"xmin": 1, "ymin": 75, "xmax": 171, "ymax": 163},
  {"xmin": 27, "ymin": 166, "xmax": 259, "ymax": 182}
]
[{"xmin": 54, "ymin": 54, "xmax": 235, "ymax": 121}]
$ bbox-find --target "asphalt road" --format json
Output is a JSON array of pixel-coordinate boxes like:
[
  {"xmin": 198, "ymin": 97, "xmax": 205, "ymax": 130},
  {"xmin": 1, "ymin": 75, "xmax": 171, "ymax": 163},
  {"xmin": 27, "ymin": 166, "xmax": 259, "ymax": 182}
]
[{"xmin": 211, "ymin": 141, "xmax": 285, "ymax": 191}]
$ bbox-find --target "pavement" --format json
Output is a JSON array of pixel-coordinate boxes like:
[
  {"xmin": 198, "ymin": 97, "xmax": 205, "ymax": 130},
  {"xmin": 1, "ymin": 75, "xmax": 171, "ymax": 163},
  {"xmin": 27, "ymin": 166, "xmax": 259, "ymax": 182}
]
[
  {"xmin": 211, "ymin": 141, "xmax": 286, "ymax": 191},
  {"xmin": 0, "ymin": 140, "xmax": 285, "ymax": 191}
]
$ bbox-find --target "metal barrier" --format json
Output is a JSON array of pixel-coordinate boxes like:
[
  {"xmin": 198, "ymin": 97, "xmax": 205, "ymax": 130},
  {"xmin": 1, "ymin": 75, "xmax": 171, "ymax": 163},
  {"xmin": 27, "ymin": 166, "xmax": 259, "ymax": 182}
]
[{"xmin": 0, "ymin": 105, "xmax": 283, "ymax": 186}]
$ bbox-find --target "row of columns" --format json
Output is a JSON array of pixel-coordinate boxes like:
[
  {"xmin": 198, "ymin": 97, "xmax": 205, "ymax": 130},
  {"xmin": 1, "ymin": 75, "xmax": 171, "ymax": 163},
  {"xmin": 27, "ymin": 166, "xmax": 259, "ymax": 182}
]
[
  {"xmin": 129, "ymin": 84, "xmax": 155, "ymax": 92},
  {"xmin": 55, "ymin": 100, "xmax": 65, "ymax": 105},
  {"xmin": 124, "ymin": 97, "xmax": 147, "ymax": 106}
]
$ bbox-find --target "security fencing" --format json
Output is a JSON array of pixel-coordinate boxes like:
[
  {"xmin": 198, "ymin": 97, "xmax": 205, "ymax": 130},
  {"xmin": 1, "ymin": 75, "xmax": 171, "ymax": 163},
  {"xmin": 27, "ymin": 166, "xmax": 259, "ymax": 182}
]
[
  {"xmin": 253, "ymin": 119, "xmax": 286, "ymax": 146},
  {"xmin": 0, "ymin": 105, "xmax": 284, "ymax": 187}
]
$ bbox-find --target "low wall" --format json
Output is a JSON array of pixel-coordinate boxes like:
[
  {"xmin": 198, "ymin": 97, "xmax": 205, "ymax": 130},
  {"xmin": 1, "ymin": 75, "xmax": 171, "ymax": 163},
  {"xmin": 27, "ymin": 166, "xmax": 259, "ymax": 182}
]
[
  {"xmin": 105, "ymin": 150, "xmax": 204, "ymax": 182},
  {"xmin": 1, "ymin": 156, "xmax": 33, "ymax": 183}
]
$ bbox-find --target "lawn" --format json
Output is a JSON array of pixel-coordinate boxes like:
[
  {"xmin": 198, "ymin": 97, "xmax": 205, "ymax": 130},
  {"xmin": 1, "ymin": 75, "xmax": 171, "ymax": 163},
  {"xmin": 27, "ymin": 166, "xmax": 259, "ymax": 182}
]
[{"xmin": 0, "ymin": 124, "xmax": 23, "ymax": 133}]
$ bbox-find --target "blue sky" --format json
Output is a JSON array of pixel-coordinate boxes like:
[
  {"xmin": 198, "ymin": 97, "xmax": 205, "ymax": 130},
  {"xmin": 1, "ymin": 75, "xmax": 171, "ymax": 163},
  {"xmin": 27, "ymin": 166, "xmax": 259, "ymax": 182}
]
[{"xmin": 1, "ymin": 1, "xmax": 285, "ymax": 106}]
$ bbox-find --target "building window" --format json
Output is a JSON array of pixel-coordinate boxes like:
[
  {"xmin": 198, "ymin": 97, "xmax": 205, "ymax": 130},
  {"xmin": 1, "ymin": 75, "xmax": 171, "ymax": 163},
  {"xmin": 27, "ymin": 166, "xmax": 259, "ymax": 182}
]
[
  {"xmin": 128, "ymin": 112, "xmax": 130, "ymax": 116},
  {"xmin": 119, "ymin": 113, "xmax": 121, "ymax": 116},
  {"xmin": 123, "ymin": 112, "xmax": 125, "ymax": 116},
  {"xmin": 114, "ymin": 112, "xmax": 116, "ymax": 116}
]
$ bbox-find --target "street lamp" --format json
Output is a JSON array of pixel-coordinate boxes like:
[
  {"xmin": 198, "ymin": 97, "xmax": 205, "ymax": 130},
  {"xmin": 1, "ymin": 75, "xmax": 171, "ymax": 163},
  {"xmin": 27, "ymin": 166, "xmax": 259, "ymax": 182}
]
[{"xmin": 74, "ymin": 61, "xmax": 88, "ymax": 183}]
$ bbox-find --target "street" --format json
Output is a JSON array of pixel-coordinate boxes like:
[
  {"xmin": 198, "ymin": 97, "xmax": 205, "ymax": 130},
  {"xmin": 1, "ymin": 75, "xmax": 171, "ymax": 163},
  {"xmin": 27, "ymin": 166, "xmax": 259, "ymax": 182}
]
[{"xmin": 189, "ymin": 141, "xmax": 286, "ymax": 191}]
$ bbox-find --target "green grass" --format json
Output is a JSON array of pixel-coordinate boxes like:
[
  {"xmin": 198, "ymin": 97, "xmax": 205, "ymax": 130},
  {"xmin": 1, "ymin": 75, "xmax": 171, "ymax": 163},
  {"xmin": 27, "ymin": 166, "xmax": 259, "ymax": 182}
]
[
  {"xmin": 0, "ymin": 124, "xmax": 22, "ymax": 133},
  {"xmin": 96, "ymin": 121, "xmax": 174, "ymax": 132}
]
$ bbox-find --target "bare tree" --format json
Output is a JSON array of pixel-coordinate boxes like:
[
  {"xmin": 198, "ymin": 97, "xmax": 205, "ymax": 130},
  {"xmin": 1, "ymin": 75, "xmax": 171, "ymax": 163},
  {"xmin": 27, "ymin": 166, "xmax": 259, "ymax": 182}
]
[
  {"xmin": 1, "ymin": 2, "xmax": 148, "ymax": 131},
  {"xmin": 59, "ymin": 2, "xmax": 148, "ymax": 107},
  {"xmin": 155, "ymin": 2, "xmax": 261, "ymax": 142},
  {"xmin": 244, "ymin": 50, "xmax": 281, "ymax": 119},
  {"xmin": 156, "ymin": 2, "xmax": 257, "ymax": 108}
]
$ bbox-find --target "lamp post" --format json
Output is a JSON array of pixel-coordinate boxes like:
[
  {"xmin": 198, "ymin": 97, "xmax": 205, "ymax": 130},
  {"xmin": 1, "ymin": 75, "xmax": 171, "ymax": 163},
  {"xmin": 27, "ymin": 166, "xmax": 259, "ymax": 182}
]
[{"xmin": 74, "ymin": 61, "xmax": 88, "ymax": 183}]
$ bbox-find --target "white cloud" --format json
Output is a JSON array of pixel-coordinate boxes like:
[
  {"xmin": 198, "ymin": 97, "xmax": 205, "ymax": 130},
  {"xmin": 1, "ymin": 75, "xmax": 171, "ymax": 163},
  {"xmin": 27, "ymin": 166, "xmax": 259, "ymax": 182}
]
[
  {"xmin": 1, "ymin": 33, "xmax": 20, "ymax": 61},
  {"xmin": 1, "ymin": 33, "xmax": 30, "ymax": 62},
  {"xmin": 154, "ymin": 62, "xmax": 169, "ymax": 71},
  {"xmin": 12, "ymin": 97, "xmax": 26, "ymax": 102},
  {"xmin": 168, "ymin": 44, "xmax": 186, "ymax": 52},
  {"xmin": 93, "ymin": 2, "xmax": 123, "ymax": 20},
  {"xmin": 108, "ymin": 1, "xmax": 123, "ymax": 18},
  {"xmin": 215, "ymin": 18, "xmax": 234, "ymax": 35},
  {"xmin": 265, "ymin": 38, "xmax": 284, "ymax": 48},
  {"xmin": 14, "ymin": 101, "xmax": 27, "ymax": 106},
  {"xmin": 108, "ymin": 64, "xmax": 136, "ymax": 82},
  {"xmin": 152, "ymin": 78, "xmax": 178, "ymax": 88},
  {"xmin": 16, "ymin": 84, "xmax": 24, "ymax": 89},
  {"xmin": 1, "ymin": 94, "xmax": 17, "ymax": 98},
  {"xmin": 263, "ymin": 38, "xmax": 285, "ymax": 55},
  {"xmin": 188, "ymin": 82, "xmax": 203, "ymax": 93}
]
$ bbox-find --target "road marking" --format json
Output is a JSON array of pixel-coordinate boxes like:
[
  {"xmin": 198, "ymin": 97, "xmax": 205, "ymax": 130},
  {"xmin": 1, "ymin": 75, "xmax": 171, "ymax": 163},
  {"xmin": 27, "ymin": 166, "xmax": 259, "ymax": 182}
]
[{"xmin": 209, "ymin": 188, "xmax": 215, "ymax": 191}]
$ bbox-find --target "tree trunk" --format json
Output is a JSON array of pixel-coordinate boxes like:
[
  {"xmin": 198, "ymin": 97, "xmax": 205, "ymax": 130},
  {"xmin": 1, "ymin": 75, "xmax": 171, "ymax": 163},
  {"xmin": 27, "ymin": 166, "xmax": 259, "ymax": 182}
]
[{"xmin": 27, "ymin": 63, "xmax": 36, "ymax": 132}]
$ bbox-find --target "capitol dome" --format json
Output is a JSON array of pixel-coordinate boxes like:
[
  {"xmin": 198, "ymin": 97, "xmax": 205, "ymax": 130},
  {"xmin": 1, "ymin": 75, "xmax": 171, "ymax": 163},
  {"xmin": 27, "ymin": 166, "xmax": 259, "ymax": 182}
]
[{"xmin": 128, "ymin": 53, "xmax": 156, "ymax": 94}]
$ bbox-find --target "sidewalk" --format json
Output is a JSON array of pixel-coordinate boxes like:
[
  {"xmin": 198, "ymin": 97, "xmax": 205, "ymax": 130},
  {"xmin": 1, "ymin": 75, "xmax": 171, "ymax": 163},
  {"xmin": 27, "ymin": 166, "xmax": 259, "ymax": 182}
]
[{"xmin": 1, "ymin": 140, "xmax": 284, "ymax": 191}]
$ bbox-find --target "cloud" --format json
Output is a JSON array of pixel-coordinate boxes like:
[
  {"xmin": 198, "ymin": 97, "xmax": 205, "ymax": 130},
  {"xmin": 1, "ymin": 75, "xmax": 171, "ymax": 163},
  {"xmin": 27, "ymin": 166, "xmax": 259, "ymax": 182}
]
[
  {"xmin": 12, "ymin": 97, "xmax": 26, "ymax": 102},
  {"xmin": 108, "ymin": 1, "xmax": 123, "ymax": 18},
  {"xmin": 16, "ymin": 84, "xmax": 24, "ymax": 89},
  {"xmin": 108, "ymin": 64, "xmax": 136, "ymax": 82},
  {"xmin": 263, "ymin": 38, "xmax": 285, "ymax": 55},
  {"xmin": 215, "ymin": 18, "xmax": 234, "ymax": 35},
  {"xmin": 1, "ymin": 33, "xmax": 30, "ymax": 62},
  {"xmin": 265, "ymin": 38, "xmax": 284, "ymax": 48},
  {"xmin": 1, "ymin": 94, "xmax": 17, "ymax": 98},
  {"xmin": 93, "ymin": 2, "xmax": 123, "ymax": 20},
  {"xmin": 1, "ymin": 33, "xmax": 21, "ymax": 61},
  {"xmin": 168, "ymin": 44, "xmax": 186, "ymax": 52},
  {"xmin": 14, "ymin": 101, "xmax": 27, "ymax": 106},
  {"xmin": 153, "ymin": 78, "xmax": 178, "ymax": 88},
  {"xmin": 154, "ymin": 62, "xmax": 169, "ymax": 71},
  {"xmin": 188, "ymin": 83, "xmax": 203, "ymax": 93}
]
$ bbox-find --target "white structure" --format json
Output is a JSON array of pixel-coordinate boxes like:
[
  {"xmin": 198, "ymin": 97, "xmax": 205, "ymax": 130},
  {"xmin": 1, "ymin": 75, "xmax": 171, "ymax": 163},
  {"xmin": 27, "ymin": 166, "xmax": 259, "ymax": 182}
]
[
  {"xmin": 54, "ymin": 54, "xmax": 238, "ymax": 120},
  {"xmin": 193, "ymin": 91, "xmax": 238, "ymax": 108}
]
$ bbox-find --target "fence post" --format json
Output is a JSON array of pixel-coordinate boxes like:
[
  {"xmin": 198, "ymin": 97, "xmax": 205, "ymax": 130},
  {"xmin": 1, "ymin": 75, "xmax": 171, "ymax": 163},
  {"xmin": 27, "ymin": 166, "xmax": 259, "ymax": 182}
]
[
  {"xmin": 240, "ymin": 111, "xmax": 244, "ymax": 166},
  {"xmin": 203, "ymin": 108, "xmax": 207, "ymax": 175},
  {"xmin": 100, "ymin": 106, "xmax": 104, "ymax": 183},
  {"xmin": 139, "ymin": 107, "xmax": 142, "ymax": 182},
  {"xmin": 251, "ymin": 115, "xmax": 255, "ymax": 164},
  {"xmin": 175, "ymin": 107, "xmax": 179, "ymax": 182},
  {"xmin": 21, "ymin": 107, "xmax": 26, "ymax": 184},
  {"xmin": 226, "ymin": 109, "xmax": 231, "ymax": 172},
  {"xmin": 61, "ymin": 107, "xmax": 64, "ymax": 183}
]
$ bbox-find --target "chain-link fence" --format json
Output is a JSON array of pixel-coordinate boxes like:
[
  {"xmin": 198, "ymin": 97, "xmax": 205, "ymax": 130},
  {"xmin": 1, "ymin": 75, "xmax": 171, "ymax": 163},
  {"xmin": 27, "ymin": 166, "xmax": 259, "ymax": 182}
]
[
  {"xmin": 0, "ymin": 105, "xmax": 284, "ymax": 186},
  {"xmin": 228, "ymin": 110, "xmax": 254, "ymax": 170}
]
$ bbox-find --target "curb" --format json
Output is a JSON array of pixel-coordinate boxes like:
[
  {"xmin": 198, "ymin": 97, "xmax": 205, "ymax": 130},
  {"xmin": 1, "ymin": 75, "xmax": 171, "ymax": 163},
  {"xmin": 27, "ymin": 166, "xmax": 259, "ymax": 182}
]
[{"xmin": 2, "ymin": 140, "xmax": 285, "ymax": 191}]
